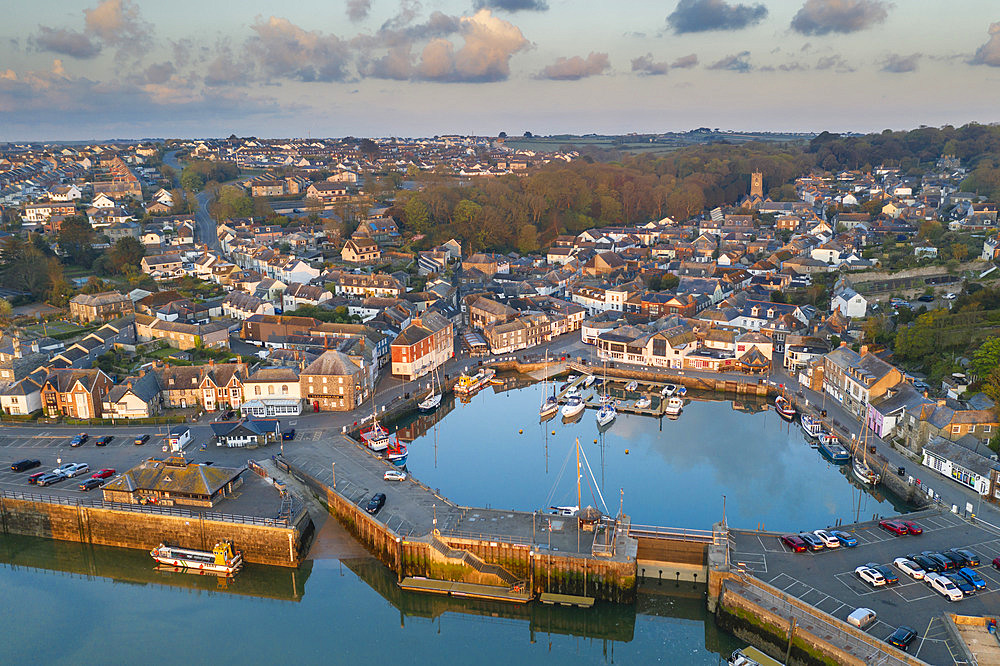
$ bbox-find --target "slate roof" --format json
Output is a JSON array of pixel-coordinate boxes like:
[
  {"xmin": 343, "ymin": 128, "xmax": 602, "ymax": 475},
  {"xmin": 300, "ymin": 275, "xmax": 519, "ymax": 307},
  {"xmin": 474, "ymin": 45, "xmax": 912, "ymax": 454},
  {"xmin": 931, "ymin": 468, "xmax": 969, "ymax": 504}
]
[{"xmin": 103, "ymin": 457, "xmax": 244, "ymax": 497}]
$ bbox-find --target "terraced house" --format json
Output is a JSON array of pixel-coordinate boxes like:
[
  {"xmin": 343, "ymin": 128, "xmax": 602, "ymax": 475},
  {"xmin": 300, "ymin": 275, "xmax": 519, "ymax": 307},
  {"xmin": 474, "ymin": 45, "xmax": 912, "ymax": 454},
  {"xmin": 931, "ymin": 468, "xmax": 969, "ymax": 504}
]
[
  {"xmin": 823, "ymin": 344, "xmax": 903, "ymax": 420},
  {"xmin": 152, "ymin": 361, "xmax": 248, "ymax": 410},
  {"xmin": 391, "ymin": 311, "xmax": 454, "ymax": 380},
  {"xmin": 40, "ymin": 368, "xmax": 114, "ymax": 419}
]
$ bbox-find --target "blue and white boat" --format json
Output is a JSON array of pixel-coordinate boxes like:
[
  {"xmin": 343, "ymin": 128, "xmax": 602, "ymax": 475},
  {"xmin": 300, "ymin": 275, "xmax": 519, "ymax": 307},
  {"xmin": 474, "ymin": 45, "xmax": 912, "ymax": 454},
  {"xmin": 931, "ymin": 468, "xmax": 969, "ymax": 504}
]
[
  {"xmin": 818, "ymin": 434, "xmax": 850, "ymax": 463},
  {"xmin": 561, "ymin": 396, "xmax": 585, "ymax": 419},
  {"xmin": 596, "ymin": 403, "xmax": 616, "ymax": 427},
  {"xmin": 801, "ymin": 414, "xmax": 823, "ymax": 439},
  {"xmin": 676, "ymin": 385, "xmax": 687, "ymax": 396}
]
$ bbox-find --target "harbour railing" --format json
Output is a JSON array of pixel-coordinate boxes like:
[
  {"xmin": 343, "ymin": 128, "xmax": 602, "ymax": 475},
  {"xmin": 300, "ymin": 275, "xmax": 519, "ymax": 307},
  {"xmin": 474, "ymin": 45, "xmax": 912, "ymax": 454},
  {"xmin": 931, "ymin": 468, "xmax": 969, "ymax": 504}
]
[
  {"xmin": 628, "ymin": 524, "xmax": 722, "ymax": 545},
  {"xmin": 1, "ymin": 488, "xmax": 297, "ymax": 528}
]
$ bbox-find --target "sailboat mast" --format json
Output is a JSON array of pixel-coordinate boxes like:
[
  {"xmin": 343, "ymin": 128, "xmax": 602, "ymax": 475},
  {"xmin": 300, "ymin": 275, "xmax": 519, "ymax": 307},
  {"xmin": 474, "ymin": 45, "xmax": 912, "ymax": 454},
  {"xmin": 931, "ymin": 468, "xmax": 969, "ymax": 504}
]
[{"xmin": 576, "ymin": 437, "xmax": 582, "ymax": 512}]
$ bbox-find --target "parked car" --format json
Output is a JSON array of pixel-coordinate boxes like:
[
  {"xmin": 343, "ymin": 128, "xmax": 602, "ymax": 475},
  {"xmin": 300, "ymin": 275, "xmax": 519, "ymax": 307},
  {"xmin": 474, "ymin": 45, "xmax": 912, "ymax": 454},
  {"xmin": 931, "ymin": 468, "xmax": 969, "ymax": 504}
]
[
  {"xmin": 813, "ymin": 529, "xmax": 840, "ymax": 548},
  {"xmin": 59, "ymin": 462, "xmax": 89, "ymax": 478},
  {"xmin": 95, "ymin": 435, "xmax": 113, "ymax": 447},
  {"xmin": 798, "ymin": 532, "xmax": 825, "ymax": 551},
  {"xmin": 36, "ymin": 472, "xmax": 65, "ymax": 487},
  {"xmin": 829, "ymin": 530, "xmax": 858, "ymax": 547},
  {"xmin": 52, "ymin": 462, "xmax": 77, "ymax": 477},
  {"xmin": 78, "ymin": 478, "xmax": 103, "ymax": 491},
  {"xmin": 92, "ymin": 468, "xmax": 116, "ymax": 479},
  {"xmin": 878, "ymin": 519, "xmax": 908, "ymax": 535},
  {"xmin": 909, "ymin": 553, "xmax": 942, "ymax": 573},
  {"xmin": 944, "ymin": 292, "xmax": 958, "ymax": 300},
  {"xmin": 780, "ymin": 534, "xmax": 807, "ymax": 553},
  {"xmin": 282, "ymin": 429, "xmax": 296, "ymax": 441},
  {"xmin": 941, "ymin": 551, "xmax": 967, "ymax": 569},
  {"xmin": 866, "ymin": 562, "xmax": 899, "ymax": 585},
  {"xmin": 10, "ymin": 459, "xmax": 41, "ymax": 472},
  {"xmin": 917, "ymin": 294, "xmax": 936, "ymax": 303},
  {"xmin": 923, "ymin": 551, "xmax": 957, "ymax": 571},
  {"xmin": 948, "ymin": 548, "xmax": 980, "ymax": 567},
  {"xmin": 893, "ymin": 557, "xmax": 925, "ymax": 580},
  {"xmin": 926, "ymin": 572, "xmax": 964, "ymax": 601},
  {"xmin": 886, "ymin": 625, "xmax": 918, "ymax": 651},
  {"xmin": 855, "ymin": 566, "xmax": 886, "ymax": 587},
  {"xmin": 28, "ymin": 471, "xmax": 47, "ymax": 484},
  {"xmin": 957, "ymin": 567, "xmax": 987, "ymax": 591},
  {"xmin": 899, "ymin": 520, "xmax": 923, "ymax": 535},
  {"xmin": 365, "ymin": 492, "xmax": 386, "ymax": 515},
  {"xmin": 70, "ymin": 433, "xmax": 87, "ymax": 447},
  {"xmin": 383, "ymin": 470, "xmax": 407, "ymax": 482},
  {"xmin": 945, "ymin": 573, "xmax": 976, "ymax": 596},
  {"xmin": 847, "ymin": 607, "xmax": 877, "ymax": 630},
  {"xmin": 993, "ymin": 557, "xmax": 1000, "ymax": 571},
  {"xmin": 134, "ymin": 434, "xmax": 150, "ymax": 445}
]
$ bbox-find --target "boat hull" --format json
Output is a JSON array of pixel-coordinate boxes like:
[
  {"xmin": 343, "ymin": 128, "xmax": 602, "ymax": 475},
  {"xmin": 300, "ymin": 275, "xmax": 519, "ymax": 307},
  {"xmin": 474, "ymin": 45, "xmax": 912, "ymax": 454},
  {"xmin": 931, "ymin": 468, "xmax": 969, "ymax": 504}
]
[
  {"xmin": 561, "ymin": 403, "xmax": 585, "ymax": 418},
  {"xmin": 818, "ymin": 441, "xmax": 851, "ymax": 464},
  {"xmin": 852, "ymin": 460, "xmax": 879, "ymax": 485}
]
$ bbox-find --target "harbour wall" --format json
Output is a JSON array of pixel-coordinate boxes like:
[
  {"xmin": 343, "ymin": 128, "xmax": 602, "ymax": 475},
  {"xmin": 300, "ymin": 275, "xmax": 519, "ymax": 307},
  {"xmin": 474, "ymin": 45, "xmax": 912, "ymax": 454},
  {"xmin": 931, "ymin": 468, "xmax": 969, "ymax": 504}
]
[
  {"xmin": 283, "ymin": 458, "xmax": 637, "ymax": 603},
  {"xmin": 0, "ymin": 494, "xmax": 311, "ymax": 567}
]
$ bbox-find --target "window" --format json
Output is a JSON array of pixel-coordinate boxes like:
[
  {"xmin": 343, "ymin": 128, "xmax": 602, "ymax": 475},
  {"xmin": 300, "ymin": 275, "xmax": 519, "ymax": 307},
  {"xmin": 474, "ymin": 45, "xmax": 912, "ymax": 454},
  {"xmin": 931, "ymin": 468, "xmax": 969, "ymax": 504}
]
[
  {"xmin": 986, "ymin": 425, "xmax": 992, "ymax": 434},
  {"xmin": 255, "ymin": 386, "xmax": 261, "ymax": 395},
  {"xmin": 952, "ymin": 425, "xmax": 961, "ymax": 435},
  {"xmin": 268, "ymin": 385, "xmax": 274, "ymax": 395}
]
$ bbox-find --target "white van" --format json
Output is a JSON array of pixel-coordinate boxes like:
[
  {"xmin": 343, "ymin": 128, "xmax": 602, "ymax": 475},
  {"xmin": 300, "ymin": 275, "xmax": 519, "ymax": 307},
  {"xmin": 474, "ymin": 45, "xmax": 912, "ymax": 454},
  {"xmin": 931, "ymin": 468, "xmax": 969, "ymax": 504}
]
[
  {"xmin": 927, "ymin": 572, "xmax": 964, "ymax": 601},
  {"xmin": 847, "ymin": 608, "xmax": 877, "ymax": 629}
]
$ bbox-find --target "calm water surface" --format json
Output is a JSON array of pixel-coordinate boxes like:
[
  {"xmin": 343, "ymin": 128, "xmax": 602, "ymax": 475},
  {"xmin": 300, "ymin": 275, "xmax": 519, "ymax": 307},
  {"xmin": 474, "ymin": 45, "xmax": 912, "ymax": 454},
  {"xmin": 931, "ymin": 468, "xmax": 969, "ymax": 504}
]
[{"xmin": 0, "ymin": 383, "xmax": 908, "ymax": 664}]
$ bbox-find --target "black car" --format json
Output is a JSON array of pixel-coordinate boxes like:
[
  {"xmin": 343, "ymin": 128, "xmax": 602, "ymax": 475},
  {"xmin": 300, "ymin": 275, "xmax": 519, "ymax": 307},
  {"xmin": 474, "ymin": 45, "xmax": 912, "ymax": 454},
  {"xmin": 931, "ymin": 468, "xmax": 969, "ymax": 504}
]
[
  {"xmin": 282, "ymin": 428, "xmax": 296, "ymax": 441},
  {"xmin": 95, "ymin": 435, "xmax": 113, "ymax": 447},
  {"xmin": 921, "ymin": 551, "xmax": 955, "ymax": 571},
  {"xmin": 909, "ymin": 553, "xmax": 941, "ymax": 573},
  {"xmin": 78, "ymin": 478, "xmax": 103, "ymax": 491},
  {"xmin": 365, "ymin": 492, "xmax": 386, "ymax": 515},
  {"xmin": 797, "ymin": 532, "xmax": 824, "ymax": 551},
  {"xmin": 866, "ymin": 562, "xmax": 899, "ymax": 585},
  {"xmin": 886, "ymin": 625, "xmax": 918, "ymax": 651},
  {"xmin": 947, "ymin": 548, "xmax": 981, "ymax": 567},
  {"xmin": 134, "ymin": 434, "xmax": 150, "ymax": 445},
  {"xmin": 10, "ymin": 459, "xmax": 41, "ymax": 472},
  {"xmin": 917, "ymin": 294, "xmax": 935, "ymax": 302},
  {"xmin": 941, "ymin": 551, "xmax": 966, "ymax": 569}
]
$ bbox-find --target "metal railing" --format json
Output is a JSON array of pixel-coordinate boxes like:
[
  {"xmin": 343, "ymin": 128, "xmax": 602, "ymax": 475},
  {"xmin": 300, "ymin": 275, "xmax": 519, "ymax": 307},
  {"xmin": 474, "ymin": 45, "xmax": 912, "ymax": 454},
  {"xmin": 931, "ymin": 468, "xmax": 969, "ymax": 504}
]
[
  {"xmin": 628, "ymin": 523, "xmax": 722, "ymax": 544},
  {"xmin": 436, "ymin": 529, "xmax": 534, "ymax": 548},
  {"xmin": 1, "ymin": 488, "xmax": 296, "ymax": 528}
]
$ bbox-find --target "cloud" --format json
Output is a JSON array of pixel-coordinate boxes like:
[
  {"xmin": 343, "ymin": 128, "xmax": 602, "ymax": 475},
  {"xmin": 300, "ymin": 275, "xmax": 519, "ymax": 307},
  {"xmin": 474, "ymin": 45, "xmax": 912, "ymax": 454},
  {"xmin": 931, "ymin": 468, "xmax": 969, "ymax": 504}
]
[
  {"xmin": 667, "ymin": 0, "xmax": 768, "ymax": 34},
  {"xmin": 346, "ymin": 0, "xmax": 372, "ymax": 21},
  {"xmin": 143, "ymin": 61, "xmax": 176, "ymax": 85},
  {"xmin": 971, "ymin": 22, "xmax": 1000, "ymax": 67},
  {"xmin": 473, "ymin": 0, "xmax": 549, "ymax": 11},
  {"xmin": 790, "ymin": 0, "xmax": 891, "ymax": 35},
  {"xmin": 247, "ymin": 16, "xmax": 351, "ymax": 82},
  {"xmin": 881, "ymin": 53, "xmax": 919, "ymax": 73},
  {"xmin": 815, "ymin": 54, "xmax": 854, "ymax": 72},
  {"xmin": 707, "ymin": 51, "xmax": 752, "ymax": 72},
  {"xmin": 539, "ymin": 52, "xmax": 610, "ymax": 80},
  {"xmin": 631, "ymin": 53, "xmax": 670, "ymax": 75},
  {"xmin": 83, "ymin": 0, "xmax": 152, "ymax": 48},
  {"xmin": 30, "ymin": 27, "xmax": 101, "ymax": 59},
  {"xmin": 671, "ymin": 53, "xmax": 699, "ymax": 68}
]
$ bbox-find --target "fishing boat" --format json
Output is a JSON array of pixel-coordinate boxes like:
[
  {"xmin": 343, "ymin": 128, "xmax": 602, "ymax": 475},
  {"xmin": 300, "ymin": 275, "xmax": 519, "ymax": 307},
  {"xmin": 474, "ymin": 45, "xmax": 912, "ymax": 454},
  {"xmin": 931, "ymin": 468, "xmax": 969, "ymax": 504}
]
[
  {"xmin": 360, "ymin": 418, "xmax": 391, "ymax": 452},
  {"xmin": 818, "ymin": 435, "xmax": 851, "ymax": 464},
  {"xmin": 774, "ymin": 395, "xmax": 797, "ymax": 420},
  {"xmin": 150, "ymin": 541, "xmax": 243, "ymax": 575},
  {"xmin": 596, "ymin": 402, "xmax": 616, "ymax": 427},
  {"xmin": 454, "ymin": 367, "xmax": 496, "ymax": 395},
  {"xmin": 561, "ymin": 395, "xmax": 585, "ymax": 418},
  {"xmin": 635, "ymin": 395, "xmax": 652, "ymax": 409},
  {"xmin": 625, "ymin": 380, "xmax": 639, "ymax": 392},
  {"xmin": 665, "ymin": 396, "xmax": 683, "ymax": 416},
  {"xmin": 418, "ymin": 368, "xmax": 442, "ymax": 412},
  {"xmin": 386, "ymin": 438, "xmax": 408, "ymax": 466},
  {"xmin": 729, "ymin": 646, "xmax": 784, "ymax": 666},
  {"xmin": 660, "ymin": 383, "xmax": 677, "ymax": 397},
  {"xmin": 800, "ymin": 414, "xmax": 823, "ymax": 438}
]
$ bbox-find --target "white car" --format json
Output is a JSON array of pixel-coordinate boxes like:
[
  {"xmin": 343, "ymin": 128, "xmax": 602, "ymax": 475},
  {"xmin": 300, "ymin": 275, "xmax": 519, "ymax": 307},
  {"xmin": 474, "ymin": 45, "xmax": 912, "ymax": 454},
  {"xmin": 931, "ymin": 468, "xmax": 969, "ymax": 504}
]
[
  {"xmin": 813, "ymin": 529, "xmax": 840, "ymax": 549},
  {"xmin": 944, "ymin": 293, "xmax": 957, "ymax": 300},
  {"xmin": 61, "ymin": 462, "xmax": 90, "ymax": 478},
  {"xmin": 893, "ymin": 557, "xmax": 925, "ymax": 580},
  {"xmin": 383, "ymin": 470, "xmax": 406, "ymax": 482},
  {"xmin": 926, "ymin": 572, "xmax": 964, "ymax": 601},
  {"xmin": 855, "ymin": 566, "xmax": 886, "ymax": 587}
]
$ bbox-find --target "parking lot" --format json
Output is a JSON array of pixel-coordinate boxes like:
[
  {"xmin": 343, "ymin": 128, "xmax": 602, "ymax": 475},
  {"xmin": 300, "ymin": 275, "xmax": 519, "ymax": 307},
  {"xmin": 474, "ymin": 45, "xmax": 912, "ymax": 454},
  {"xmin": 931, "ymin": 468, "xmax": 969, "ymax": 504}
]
[{"xmin": 730, "ymin": 509, "xmax": 1000, "ymax": 665}]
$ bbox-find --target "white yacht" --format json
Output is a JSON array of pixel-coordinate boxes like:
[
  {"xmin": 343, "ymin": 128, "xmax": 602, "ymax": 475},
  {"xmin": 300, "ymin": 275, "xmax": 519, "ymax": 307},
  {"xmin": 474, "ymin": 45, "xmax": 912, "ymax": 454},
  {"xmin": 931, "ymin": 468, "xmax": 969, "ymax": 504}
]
[
  {"xmin": 625, "ymin": 380, "xmax": 639, "ymax": 392},
  {"xmin": 561, "ymin": 395, "xmax": 585, "ymax": 418},
  {"xmin": 660, "ymin": 384, "xmax": 677, "ymax": 397},
  {"xmin": 665, "ymin": 396, "xmax": 684, "ymax": 416},
  {"xmin": 596, "ymin": 402, "xmax": 616, "ymax": 427},
  {"xmin": 635, "ymin": 395, "xmax": 652, "ymax": 409}
]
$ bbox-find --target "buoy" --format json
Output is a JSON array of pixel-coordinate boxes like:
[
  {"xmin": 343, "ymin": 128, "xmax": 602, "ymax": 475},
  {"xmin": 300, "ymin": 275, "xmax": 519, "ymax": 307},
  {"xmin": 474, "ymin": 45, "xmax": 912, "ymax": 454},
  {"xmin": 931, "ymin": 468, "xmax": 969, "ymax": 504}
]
[
  {"xmin": 552, "ymin": 430, "xmax": 556, "ymax": 435},
  {"xmin": 625, "ymin": 449, "xmax": 629, "ymax": 454},
  {"xmin": 519, "ymin": 429, "xmax": 523, "ymax": 434},
  {"xmin": 593, "ymin": 439, "xmax": 598, "ymax": 444}
]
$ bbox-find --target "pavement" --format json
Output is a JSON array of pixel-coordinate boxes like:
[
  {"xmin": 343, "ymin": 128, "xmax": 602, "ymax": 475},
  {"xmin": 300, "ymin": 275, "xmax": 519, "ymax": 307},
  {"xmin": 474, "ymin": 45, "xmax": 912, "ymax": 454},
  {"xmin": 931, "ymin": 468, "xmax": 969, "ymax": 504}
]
[{"xmin": 729, "ymin": 507, "xmax": 1000, "ymax": 665}]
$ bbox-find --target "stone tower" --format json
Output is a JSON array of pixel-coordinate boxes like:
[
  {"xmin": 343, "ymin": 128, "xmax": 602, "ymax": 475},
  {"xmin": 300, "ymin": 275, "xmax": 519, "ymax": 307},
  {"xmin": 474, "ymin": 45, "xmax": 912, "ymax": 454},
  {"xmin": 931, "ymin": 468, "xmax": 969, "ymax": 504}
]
[{"xmin": 750, "ymin": 170, "xmax": 763, "ymax": 198}]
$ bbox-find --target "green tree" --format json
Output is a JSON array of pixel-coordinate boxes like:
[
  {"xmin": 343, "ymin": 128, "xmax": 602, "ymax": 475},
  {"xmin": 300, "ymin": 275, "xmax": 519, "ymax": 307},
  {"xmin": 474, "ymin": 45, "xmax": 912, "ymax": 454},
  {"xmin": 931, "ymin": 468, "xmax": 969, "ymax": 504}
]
[
  {"xmin": 180, "ymin": 168, "xmax": 206, "ymax": 192},
  {"xmin": 0, "ymin": 298, "xmax": 12, "ymax": 318},
  {"xmin": 973, "ymin": 337, "xmax": 1000, "ymax": 378},
  {"xmin": 770, "ymin": 290, "xmax": 785, "ymax": 303},
  {"xmin": 57, "ymin": 215, "xmax": 97, "ymax": 267},
  {"xmin": 951, "ymin": 243, "xmax": 969, "ymax": 262},
  {"xmin": 404, "ymin": 197, "xmax": 431, "ymax": 234},
  {"xmin": 108, "ymin": 237, "xmax": 146, "ymax": 274},
  {"xmin": 517, "ymin": 224, "xmax": 539, "ymax": 254}
]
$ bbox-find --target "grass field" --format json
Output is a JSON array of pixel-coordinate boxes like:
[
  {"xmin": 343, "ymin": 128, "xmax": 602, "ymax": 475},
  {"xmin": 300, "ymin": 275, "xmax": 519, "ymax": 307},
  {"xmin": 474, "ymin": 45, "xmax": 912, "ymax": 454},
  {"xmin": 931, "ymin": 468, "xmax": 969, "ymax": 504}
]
[{"xmin": 23, "ymin": 320, "xmax": 83, "ymax": 336}]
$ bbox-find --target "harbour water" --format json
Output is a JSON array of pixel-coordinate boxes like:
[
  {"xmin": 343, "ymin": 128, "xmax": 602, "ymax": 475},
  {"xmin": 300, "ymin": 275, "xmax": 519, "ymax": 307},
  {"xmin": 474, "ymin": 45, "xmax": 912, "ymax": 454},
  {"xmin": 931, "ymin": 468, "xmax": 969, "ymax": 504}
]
[{"xmin": 0, "ymin": 381, "xmax": 910, "ymax": 663}]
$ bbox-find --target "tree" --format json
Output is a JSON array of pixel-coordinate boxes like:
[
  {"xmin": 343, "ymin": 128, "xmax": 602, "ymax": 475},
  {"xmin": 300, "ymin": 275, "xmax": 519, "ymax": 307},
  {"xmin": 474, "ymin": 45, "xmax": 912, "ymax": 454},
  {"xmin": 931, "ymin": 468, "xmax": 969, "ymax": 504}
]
[
  {"xmin": 180, "ymin": 169, "xmax": 206, "ymax": 192},
  {"xmin": 0, "ymin": 298, "xmax": 12, "ymax": 318},
  {"xmin": 58, "ymin": 215, "xmax": 97, "ymax": 267},
  {"xmin": 973, "ymin": 337, "xmax": 1000, "ymax": 378},
  {"xmin": 770, "ymin": 290, "xmax": 785, "ymax": 303},
  {"xmin": 951, "ymin": 243, "xmax": 969, "ymax": 262},
  {"xmin": 108, "ymin": 237, "xmax": 145, "ymax": 274},
  {"xmin": 517, "ymin": 224, "xmax": 539, "ymax": 254},
  {"xmin": 403, "ymin": 197, "xmax": 431, "ymax": 234}
]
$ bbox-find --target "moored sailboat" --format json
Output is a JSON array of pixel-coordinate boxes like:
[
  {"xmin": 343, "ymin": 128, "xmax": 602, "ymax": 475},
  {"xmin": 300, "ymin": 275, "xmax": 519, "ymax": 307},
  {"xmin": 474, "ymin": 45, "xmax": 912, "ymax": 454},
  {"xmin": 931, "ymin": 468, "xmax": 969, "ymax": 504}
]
[
  {"xmin": 596, "ymin": 402, "xmax": 616, "ymax": 427},
  {"xmin": 418, "ymin": 368, "xmax": 442, "ymax": 412}
]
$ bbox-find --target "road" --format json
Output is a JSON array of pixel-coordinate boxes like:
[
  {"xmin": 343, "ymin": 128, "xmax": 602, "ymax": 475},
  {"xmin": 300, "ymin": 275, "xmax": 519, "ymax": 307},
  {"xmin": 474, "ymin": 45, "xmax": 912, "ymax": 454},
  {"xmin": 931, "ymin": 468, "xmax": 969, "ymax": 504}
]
[{"xmin": 163, "ymin": 149, "xmax": 220, "ymax": 251}]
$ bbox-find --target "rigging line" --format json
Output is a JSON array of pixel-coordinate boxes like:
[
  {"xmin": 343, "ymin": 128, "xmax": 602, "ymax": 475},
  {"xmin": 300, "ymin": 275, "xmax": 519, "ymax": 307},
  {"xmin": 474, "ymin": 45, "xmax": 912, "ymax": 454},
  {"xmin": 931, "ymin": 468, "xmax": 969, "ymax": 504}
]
[
  {"xmin": 543, "ymin": 441, "xmax": 575, "ymax": 509},
  {"xmin": 579, "ymin": 444, "xmax": 609, "ymax": 514}
]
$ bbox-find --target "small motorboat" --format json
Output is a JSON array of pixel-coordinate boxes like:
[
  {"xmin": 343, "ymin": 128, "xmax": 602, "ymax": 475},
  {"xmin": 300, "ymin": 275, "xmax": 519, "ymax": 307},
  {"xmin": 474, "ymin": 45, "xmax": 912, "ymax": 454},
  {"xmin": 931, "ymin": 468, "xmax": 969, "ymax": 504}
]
[
  {"xmin": 665, "ymin": 396, "xmax": 683, "ymax": 416},
  {"xmin": 565, "ymin": 386, "xmax": 582, "ymax": 399},
  {"xmin": 583, "ymin": 375, "xmax": 596, "ymax": 388},
  {"xmin": 625, "ymin": 380, "xmax": 639, "ymax": 392},
  {"xmin": 561, "ymin": 396, "xmax": 585, "ymax": 418},
  {"xmin": 774, "ymin": 395, "xmax": 797, "ymax": 420},
  {"xmin": 800, "ymin": 414, "xmax": 823, "ymax": 438},
  {"xmin": 819, "ymin": 436, "xmax": 851, "ymax": 463},
  {"xmin": 660, "ymin": 384, "xmax": 677, "ymax": 397},
  {"xmin": 150, "ymin": 541, "xmax": 243, "ymax": 575},
  {"xmin": 676, "ymin": 385, "xmax": 687, "ymax": 396},
  {"xmin": 567, "ymin": 374, "xmax": 578, "ymax": 382},
  {"xmin": 596, "ymin": 403, "xmax": 616, "ymax": 427},
  {"xmin": 635, "ymin": 395, "xmax": 652, "ymax": 409}
]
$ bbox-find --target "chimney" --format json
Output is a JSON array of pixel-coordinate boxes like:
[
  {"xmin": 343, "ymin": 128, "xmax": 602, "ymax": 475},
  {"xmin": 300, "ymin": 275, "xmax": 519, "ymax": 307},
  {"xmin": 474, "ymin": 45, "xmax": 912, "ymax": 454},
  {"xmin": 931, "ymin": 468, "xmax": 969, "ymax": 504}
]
[
  {"xmin": 127, "ymin": 380, "xmax": 132, "ymax": 389},
  {"xmin": 139, "ymin": 369, "xmax": 145, "ymax": 378},
  {"xmin": 937, "ymin": 399, "xmax": 946, "ymax": 407},
  {"xmin": 839, "ymin": 340, "xmax": 847, "ymax": 347},
  {"xmin": 860, "ymin": 345, "xmax": 868, "ymax": 356},
  {"xmin": 209, "ymin": 358, "xmax": 214, "ymax": 366}
]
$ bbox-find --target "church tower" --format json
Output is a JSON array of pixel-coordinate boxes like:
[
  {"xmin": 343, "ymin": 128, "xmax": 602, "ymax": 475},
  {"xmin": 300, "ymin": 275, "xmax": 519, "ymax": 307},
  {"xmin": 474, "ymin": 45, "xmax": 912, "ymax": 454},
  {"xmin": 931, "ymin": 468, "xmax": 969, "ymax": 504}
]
[{"xmin": 750, "ymin": 171, "xmax": 763, "ymax": 198}]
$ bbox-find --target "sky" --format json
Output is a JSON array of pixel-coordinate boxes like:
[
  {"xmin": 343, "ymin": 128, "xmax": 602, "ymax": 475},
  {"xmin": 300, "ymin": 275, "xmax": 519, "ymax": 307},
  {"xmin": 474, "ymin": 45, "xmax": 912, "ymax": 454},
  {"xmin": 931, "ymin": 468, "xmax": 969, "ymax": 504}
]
[{"xmin": 2, "ymin": 0, "xmax": 1000, "ymax": 141}]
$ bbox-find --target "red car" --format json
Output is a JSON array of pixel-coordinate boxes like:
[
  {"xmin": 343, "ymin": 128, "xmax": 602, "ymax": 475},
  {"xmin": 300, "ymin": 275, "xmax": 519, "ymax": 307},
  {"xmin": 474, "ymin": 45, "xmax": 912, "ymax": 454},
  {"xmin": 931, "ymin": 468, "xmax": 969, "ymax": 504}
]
[
  {"xmin": 879, "ymin": 519, "xmax": 909, "ymax": 535},
  {"xmin": 91, "ymin": 468, "xmax": 116, "ymax": 479},
  {"xmin": 899, "ymin": 520, "xmax": 923, "ymax": 535},
  {"xmin": 781, "ymin": 534, "xmax": 808, "ymax": 552}
]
